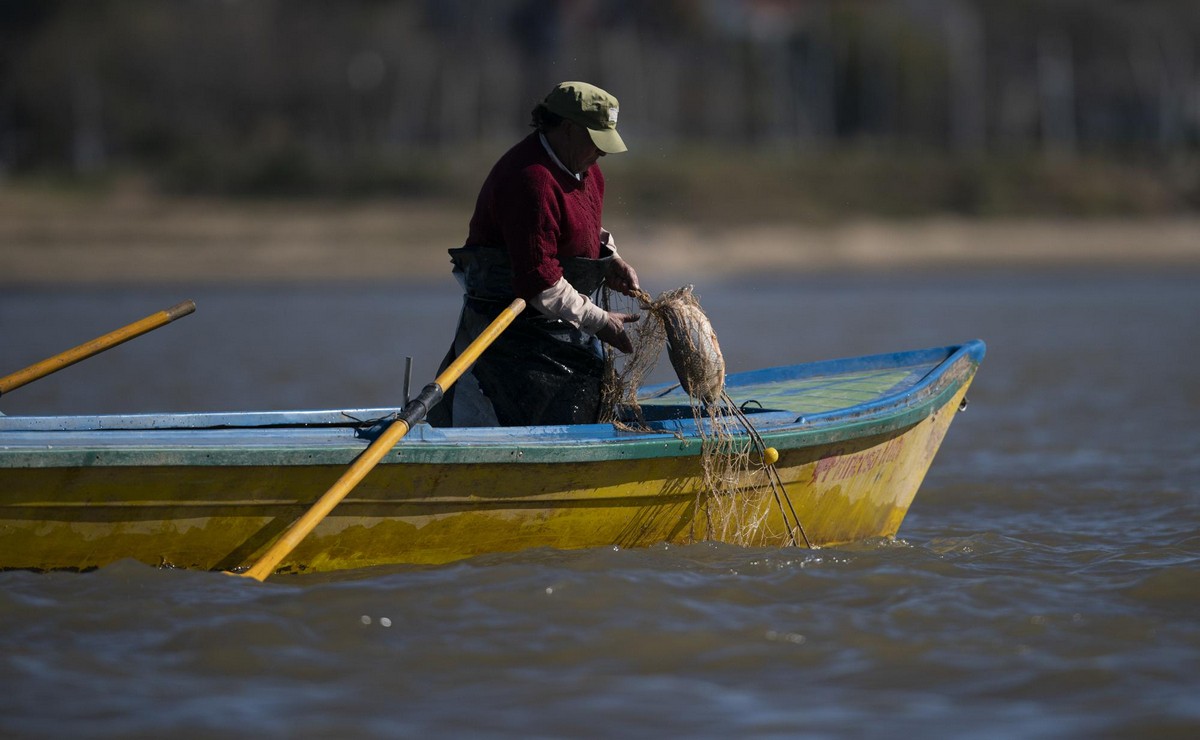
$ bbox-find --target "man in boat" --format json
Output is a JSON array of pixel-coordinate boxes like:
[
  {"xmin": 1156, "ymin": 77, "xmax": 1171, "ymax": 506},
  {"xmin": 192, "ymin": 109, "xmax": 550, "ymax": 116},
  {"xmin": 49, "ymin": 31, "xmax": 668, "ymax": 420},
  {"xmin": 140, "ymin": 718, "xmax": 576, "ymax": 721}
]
[{"xmin": 429, "ymin": 81, "xmax": 642, "ymax": 428}]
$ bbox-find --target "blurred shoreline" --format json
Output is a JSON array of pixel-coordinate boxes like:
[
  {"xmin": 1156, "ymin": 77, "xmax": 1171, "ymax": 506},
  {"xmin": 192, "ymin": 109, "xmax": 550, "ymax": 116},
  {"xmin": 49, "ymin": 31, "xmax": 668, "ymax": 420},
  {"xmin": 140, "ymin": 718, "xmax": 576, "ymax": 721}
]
[{"xmin": 4, "ymin": 188, "xmax": 1200, "ymax": 285}]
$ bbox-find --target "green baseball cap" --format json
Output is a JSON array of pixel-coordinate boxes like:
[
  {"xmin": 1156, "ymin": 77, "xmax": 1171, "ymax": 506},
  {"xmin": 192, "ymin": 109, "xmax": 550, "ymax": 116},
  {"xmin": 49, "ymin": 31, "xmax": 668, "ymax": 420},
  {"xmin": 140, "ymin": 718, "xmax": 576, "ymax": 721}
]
[{"xmin": 540, "ymin": 81, "xmax": 628, "ymax": 154}]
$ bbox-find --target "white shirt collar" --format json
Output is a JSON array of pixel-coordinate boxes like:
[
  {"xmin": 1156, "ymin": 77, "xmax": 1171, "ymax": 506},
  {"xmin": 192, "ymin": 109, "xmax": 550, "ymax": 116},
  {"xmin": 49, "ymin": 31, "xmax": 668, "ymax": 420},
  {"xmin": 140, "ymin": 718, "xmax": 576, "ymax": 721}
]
[{"xmin": 539, "ymin": 132, "xmax": 581, "ymax": 180}]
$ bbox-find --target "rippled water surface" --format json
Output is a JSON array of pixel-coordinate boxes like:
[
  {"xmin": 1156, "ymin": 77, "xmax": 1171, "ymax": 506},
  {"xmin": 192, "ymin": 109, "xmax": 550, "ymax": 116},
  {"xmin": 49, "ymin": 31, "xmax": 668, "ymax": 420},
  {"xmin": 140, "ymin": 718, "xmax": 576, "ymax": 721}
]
[{"xmin": 1, "ymin": 271, "xmax": 1198, "ymax": 738}]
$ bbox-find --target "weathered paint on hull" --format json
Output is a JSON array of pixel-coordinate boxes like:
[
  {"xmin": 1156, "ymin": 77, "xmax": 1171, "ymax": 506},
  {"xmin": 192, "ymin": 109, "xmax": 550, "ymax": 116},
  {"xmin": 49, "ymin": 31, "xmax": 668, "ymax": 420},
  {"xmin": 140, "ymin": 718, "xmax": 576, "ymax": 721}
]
[
  {"xmin": 0, "ymin": 382, "xmax": 971, "ymax": 573},
  {"xmin": 755, "ymin": 382, "xmax": 969, "ymax": 547}
]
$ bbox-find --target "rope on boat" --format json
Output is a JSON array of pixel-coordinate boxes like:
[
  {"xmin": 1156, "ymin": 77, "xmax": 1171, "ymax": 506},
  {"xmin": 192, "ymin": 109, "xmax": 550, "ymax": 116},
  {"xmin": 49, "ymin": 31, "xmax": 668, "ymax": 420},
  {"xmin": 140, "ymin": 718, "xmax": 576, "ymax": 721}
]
[
  {"xmin": 726, "ymin": 398, "xmax": 813, "ymax": 549},
  {"xmin": 600, "ymin": 285, "xmax": 814, "ymax": 550}
]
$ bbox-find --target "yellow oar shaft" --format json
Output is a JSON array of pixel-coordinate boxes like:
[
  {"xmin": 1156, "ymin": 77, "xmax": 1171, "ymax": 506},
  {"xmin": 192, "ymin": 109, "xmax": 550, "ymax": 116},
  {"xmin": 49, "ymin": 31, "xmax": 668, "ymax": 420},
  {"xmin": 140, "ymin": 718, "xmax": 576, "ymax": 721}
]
[
  {"xmin": 239, "ymin": 297, "xmax": 527, "ymax": 581},
  {"xmin": 0, "ymin": 300, "xmax": 196, "ymax": 397},
  {"xmin": 433, "ymin": 299, "xmax": 526, "ymax": 390},
  {"xmin": 239, "ymin": 415, "xmax": 416, "ymax": 582}
]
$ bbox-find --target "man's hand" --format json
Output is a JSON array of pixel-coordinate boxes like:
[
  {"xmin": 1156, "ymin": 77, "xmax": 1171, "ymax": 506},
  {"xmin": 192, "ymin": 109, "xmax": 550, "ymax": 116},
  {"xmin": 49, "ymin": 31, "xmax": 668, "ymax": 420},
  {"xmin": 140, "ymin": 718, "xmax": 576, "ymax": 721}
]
[
  {"xmin": 595, "ymin": 311, "xmax": 640, "ymax": 353},
  {"xmin": 605, "ymin": 257, "xmax": 640, "ymax": 297}
]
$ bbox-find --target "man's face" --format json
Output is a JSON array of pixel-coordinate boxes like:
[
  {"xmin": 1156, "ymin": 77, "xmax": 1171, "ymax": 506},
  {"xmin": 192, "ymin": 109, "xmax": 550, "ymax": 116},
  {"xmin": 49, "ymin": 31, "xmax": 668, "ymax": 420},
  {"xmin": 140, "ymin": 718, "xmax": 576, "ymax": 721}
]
[{"xmin": 564, "ymin": 121, "xmax": 605, "ymax": 174}]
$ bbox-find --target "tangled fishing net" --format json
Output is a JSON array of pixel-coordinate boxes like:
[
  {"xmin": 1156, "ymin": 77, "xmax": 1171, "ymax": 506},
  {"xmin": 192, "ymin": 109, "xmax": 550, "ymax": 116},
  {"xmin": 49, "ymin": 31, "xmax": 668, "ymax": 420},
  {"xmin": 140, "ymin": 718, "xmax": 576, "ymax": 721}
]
[{"xmin": 600, "ymin": 286, "xmax": 811, "ymax": 548}]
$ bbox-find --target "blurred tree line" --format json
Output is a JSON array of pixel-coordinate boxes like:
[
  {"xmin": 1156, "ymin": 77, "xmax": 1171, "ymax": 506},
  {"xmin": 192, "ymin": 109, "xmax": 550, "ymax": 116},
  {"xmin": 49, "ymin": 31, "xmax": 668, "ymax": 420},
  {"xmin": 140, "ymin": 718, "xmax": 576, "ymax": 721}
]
[{"xmin": 2, "ymin": 0, "xmax": 1198, "ymax": 217}]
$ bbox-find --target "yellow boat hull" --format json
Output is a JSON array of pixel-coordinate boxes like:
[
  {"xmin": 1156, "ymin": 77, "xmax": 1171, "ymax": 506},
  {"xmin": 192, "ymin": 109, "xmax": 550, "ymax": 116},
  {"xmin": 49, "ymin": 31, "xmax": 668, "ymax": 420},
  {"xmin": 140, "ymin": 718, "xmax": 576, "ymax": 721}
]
[{"xmin": 0, "ymin": 342, "xmax": 983, "ymax": 574}]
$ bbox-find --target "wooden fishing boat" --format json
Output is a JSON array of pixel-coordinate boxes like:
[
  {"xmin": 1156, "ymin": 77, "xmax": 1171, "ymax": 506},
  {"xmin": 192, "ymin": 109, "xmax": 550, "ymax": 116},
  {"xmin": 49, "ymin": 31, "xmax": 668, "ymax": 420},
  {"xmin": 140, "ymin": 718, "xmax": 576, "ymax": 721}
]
[{"xmin": 0, "ymin": 340, "xmax": 985, "ymax": 574}]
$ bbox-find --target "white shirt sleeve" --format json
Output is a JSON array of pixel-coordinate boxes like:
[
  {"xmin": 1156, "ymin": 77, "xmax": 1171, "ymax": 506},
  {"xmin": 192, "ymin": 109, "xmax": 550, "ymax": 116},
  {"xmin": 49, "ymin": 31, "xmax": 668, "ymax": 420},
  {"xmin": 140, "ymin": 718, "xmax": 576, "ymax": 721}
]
[
  {"xmin": 600, "ymin": 228, "xmax": 619, "ymax": 257},
  {"xmin": 529, "ymin": 277, "xmax": 609, "ymax": 335}
]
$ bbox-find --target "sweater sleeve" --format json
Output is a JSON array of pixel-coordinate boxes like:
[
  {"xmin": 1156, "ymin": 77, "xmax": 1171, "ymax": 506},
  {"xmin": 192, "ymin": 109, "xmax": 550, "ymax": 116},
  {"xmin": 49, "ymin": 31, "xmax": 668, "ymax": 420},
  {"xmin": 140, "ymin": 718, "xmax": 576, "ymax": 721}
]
[{"xmin": 497, "ymin": 169, "xmax": 565, "ymax": 299}]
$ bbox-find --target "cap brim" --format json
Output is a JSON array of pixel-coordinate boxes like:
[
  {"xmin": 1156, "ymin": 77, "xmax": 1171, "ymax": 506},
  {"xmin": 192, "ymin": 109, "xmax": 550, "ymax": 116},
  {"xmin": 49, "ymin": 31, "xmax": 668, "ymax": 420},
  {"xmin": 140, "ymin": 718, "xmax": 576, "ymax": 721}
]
[{"xmin": 587, "ymin": 127, "xmax": 627, "ymax": 154}]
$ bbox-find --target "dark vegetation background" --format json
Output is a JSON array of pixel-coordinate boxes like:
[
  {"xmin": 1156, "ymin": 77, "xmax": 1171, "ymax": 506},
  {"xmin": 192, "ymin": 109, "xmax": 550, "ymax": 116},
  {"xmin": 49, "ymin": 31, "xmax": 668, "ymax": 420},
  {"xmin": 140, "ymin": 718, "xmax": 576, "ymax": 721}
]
[{"xmin": 2, "ymin": 0, "xmax": 1198, "ymax": 224}]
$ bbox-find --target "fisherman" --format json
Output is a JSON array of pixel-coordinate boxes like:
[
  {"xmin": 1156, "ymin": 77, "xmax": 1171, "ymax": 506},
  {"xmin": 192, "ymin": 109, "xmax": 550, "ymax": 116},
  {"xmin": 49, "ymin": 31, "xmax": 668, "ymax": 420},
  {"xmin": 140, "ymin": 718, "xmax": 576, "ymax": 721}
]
[{"xmin": 428, "ymin": 81, "xmax": 642, "ymax": 428}]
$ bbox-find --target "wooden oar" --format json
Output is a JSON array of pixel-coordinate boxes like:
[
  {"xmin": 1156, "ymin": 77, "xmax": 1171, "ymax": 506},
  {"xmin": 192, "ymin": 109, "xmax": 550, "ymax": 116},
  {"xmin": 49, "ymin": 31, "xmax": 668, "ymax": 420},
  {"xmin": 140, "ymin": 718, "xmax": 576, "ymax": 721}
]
[
  {"xmin": 237, "ymin": 297, "xmax": 527, "ymax": 582},
  {"xmin": 0, "ymin": 300, "xmax": 196, "ymax": 398}
]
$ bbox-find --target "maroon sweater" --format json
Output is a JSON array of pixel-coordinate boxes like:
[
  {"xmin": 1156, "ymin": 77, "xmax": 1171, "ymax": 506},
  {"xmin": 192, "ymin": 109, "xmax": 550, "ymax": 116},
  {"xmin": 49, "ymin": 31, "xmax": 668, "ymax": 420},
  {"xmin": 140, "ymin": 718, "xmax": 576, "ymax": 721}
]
[{"xmin": 464, "ymin": 132, "xmax": 605, "ymax": 299}]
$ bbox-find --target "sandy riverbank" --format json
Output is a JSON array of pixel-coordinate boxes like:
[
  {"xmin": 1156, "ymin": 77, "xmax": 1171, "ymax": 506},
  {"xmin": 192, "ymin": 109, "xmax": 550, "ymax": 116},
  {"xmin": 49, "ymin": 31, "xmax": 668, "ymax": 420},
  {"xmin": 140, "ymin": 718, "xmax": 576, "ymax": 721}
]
[{"xmin": 3, "ymin": 189, "xmax": 1199, "ymax": 284}]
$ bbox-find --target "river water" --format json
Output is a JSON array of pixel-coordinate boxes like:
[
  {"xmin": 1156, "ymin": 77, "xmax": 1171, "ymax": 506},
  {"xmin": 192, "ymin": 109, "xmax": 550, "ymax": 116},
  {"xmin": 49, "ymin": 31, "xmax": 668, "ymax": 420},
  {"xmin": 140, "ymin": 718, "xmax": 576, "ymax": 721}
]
[{"xmin": 1, "ymin": 270, "xmax": 1198, "ymax": 738}]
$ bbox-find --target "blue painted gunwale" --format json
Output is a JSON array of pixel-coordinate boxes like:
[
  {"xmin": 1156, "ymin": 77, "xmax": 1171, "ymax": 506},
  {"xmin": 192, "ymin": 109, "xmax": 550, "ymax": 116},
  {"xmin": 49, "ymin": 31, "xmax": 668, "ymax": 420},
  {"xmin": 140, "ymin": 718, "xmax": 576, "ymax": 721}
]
[{"xmin": 0, "ymin": 341, "xmax": 985, "ymax": 468}]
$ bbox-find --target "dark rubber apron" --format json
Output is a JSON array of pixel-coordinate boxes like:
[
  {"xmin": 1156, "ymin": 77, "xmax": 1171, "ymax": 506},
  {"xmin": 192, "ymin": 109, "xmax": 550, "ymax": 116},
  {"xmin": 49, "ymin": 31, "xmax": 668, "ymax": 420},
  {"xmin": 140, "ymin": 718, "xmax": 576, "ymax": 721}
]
[{"xmin": 426, "ymin": 245, "xmax": 614, "ymax": 427}]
